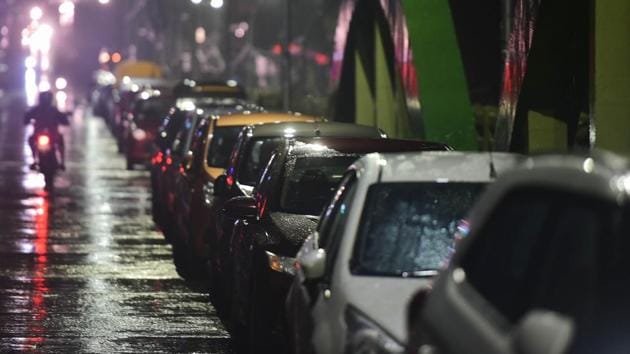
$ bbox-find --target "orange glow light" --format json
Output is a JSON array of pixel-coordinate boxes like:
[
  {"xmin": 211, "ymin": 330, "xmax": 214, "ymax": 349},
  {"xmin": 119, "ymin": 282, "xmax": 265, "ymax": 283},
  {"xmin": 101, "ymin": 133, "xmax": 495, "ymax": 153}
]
[{"xmin": 111, "ymin": 52, "xmax": 122, "ymax": 63}]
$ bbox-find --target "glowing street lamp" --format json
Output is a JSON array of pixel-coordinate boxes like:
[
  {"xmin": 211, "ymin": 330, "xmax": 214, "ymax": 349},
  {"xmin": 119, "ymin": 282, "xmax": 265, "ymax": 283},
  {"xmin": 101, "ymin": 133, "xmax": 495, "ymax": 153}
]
[{"xmin": 30, "ymin": 7, "xmax": 44, "ymax": 21}]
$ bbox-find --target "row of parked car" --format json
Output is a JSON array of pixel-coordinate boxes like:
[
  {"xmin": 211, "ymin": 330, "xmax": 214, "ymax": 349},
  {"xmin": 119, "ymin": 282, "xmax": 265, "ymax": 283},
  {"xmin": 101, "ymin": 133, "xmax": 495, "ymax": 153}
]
[{"xmin": 94, "ymin": 78, "xmax": 630, "ymax": 354}]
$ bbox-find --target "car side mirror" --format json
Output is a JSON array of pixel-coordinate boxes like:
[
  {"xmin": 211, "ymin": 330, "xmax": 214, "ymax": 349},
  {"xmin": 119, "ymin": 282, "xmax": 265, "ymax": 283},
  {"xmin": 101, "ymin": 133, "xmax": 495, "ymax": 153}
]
[
  {"xmin": 223, "ymin": 196, "xmax": 257, "ymax": 219},
  {"xmin": 512, "ymin": 310, "xmax": 574, "ymax": 354},
  {"xmin": 299, "ymin": 248, "xmax": 326, "ymax": 280},
  {"xmin": 214, "ymin": 175, "xmax": 229, "ymax": 197}
]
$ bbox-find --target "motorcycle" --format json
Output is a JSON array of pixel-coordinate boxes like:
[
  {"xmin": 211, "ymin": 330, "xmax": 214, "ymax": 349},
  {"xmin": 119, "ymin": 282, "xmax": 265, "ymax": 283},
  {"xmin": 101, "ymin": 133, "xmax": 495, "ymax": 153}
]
[{"xmin": 35, "ymin": 130, "xmax": 59, "ymax": 190}]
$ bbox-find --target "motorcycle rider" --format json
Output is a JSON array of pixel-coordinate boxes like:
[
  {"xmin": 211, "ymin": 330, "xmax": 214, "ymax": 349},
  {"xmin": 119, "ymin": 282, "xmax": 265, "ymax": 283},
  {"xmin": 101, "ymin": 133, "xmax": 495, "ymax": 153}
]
[{"xmin": 24, "ymin": 91, "xmax": 69, "ymax": 170}]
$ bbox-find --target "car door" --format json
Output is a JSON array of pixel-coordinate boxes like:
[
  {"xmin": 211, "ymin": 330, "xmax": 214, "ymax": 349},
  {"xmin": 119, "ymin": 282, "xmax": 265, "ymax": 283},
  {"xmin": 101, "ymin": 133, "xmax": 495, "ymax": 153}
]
[
  {"xmin": 289, "ymin": 171, "xmax": 358, "ymax": 354},
  {"xmin": 421, "ymin": 187, "xmax": 615, "ymax": 354}
]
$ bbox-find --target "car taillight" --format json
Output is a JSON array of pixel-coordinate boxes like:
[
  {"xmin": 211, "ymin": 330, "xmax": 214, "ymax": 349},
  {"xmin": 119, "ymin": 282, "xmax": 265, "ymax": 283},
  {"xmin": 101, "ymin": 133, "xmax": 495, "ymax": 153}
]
[
  {"xmin": 37, "ymin": 135, "xmax": 50, "ymax": 147},
  {"xmin": 153, "ymin": 152, "xmax": 164, "ymax": 165}
]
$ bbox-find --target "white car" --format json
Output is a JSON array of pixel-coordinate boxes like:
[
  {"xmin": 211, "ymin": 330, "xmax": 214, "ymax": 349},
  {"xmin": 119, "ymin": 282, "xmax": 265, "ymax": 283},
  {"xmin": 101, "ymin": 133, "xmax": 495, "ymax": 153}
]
[{"xmin": 285, "ymin": 151, "xmax": 523, "ymax": 354}]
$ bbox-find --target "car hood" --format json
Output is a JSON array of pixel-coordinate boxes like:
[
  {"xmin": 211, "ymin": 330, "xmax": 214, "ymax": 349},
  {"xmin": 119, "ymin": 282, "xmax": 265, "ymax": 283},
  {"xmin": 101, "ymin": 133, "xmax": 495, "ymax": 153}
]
[
  {"xmin": 346, "ymin": 276, "xmax": 433, "ymax": 343},
  {"xmin": 267, "ymin": 212, "xmax": 319, "ymax": 256}
]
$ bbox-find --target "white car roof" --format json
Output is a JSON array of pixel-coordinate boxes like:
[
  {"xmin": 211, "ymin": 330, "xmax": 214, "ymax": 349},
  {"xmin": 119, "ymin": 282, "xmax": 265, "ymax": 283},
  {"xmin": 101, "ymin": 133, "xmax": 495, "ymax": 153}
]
[{"xmin": 354, "ymin": 151, "xmax": 524, "ymax": 183}]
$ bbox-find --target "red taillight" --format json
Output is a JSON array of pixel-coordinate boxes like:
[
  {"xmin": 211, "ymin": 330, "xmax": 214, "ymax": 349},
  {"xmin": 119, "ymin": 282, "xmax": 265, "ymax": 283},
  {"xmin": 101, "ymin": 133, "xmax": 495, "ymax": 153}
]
[
  {"xmin": 37, "ymin": 135, "xmax": 50, "ymax": 147},
  {"xmin": 152, "ymin": 152, "xmax": 163, "ymax": 165},
  {"xmin": 226, "ymin": 175, "xmax": 234, "ymax": 187},
  {"xmin": 166, "ymin": 156, "xmax": 173, "ymax": 165}
]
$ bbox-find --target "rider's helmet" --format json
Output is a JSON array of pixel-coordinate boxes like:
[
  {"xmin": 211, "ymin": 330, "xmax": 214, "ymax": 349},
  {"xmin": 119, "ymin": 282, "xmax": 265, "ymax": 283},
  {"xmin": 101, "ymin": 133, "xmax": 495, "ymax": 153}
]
[{"xmin": 38, "ymin": 91, "xmax": 54, "ymax": 107}]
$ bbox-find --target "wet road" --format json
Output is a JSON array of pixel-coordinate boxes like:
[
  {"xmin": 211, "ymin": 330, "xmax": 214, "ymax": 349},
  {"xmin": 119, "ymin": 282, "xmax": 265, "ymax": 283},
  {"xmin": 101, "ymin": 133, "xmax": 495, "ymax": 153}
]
[{"xmin": 0, "ymin": 98, "xmax": 231, "ymax": 353}]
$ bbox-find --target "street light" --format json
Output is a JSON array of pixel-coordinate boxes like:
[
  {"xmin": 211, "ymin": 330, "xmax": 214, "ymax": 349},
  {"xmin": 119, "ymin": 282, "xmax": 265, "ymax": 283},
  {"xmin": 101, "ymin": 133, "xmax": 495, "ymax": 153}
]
[
  {"xmin": 98, "ymin": 0, "xmax": 111, "ymax": 4},
  {"xmin": 210, "ymin": 0, "xmax": 224, "ymax": 9},
  {"xmin": 30, "ymin": 7, "xmax": 43, "ymax": 21},
  {"xmin": 191, "ymin": 0, "xmax": 202, "ymax": 4}
]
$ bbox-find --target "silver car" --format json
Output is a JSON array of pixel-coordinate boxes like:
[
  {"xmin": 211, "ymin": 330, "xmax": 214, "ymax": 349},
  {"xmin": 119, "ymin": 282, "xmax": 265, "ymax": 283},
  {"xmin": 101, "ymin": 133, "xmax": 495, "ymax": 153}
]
[{"xmin": 285, "ymin": 151, "xmax": 522, "ymax": 354}]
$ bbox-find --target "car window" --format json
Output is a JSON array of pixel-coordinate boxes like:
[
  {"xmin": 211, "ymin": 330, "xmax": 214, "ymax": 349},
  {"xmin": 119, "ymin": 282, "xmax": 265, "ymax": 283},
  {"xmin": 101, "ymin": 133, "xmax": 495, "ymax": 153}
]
[
  {"xmin": 461, "ymin": 188, "xmax": 614, "ymax": 325},
  {"xmin": 237, "ymin": 137, "xmax": 284, "ymax": 186},
  {"xmin": 351, "ymin": 182, "xmax": 485, "ymax": 277},
  {"xmin": 280, "ymin": 155, "xmax": 357, "ymax": 216},
  {"xmin": 207, "ymin": 126, "xmax": 243, "ymax": 168},
  {"xmin": 171, "ymin": 115, "xmax": 198, "ymax": 157}
]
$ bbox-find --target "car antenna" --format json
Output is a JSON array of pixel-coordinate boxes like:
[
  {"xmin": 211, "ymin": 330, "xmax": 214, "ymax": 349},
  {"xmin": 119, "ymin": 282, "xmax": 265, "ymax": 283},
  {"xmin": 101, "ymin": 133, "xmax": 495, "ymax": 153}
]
[{"xmin": 488, "ymin": 148, "xmax": 498, "ymax": 179}]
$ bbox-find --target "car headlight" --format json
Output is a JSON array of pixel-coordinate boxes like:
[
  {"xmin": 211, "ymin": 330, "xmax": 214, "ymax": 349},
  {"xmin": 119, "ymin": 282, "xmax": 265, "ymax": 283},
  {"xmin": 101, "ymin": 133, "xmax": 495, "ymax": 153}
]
[{"xmin": 345, "ymin": 306, "xmax": 404, "ymax": 354}]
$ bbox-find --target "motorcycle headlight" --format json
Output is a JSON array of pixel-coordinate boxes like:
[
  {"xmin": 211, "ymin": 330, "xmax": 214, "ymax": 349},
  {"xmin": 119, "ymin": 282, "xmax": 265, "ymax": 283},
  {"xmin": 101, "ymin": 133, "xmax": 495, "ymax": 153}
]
[{"xmin": 345, "ymin": 306, "xmax": 404, "ymax": 354}]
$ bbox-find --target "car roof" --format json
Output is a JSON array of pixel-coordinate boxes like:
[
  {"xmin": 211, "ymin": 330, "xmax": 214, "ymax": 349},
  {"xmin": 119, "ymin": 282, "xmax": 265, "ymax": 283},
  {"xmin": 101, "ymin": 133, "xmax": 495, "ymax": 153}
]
[
  {"xmin": 488, "ymin": 150, "xmax": 630, "ymax": 202},
  {"xmin": 173, "ymin": 79, "xmax": 246, "ymax": 98},
  {"xmin": 215, "ymin": 112, "xmax": 316, "ymax": 127},
  {"xmin": 288, "ymin": 137, "xmax": 450, "ymax": 156},
  {"xmin": 247, "ymin": 121, "xmax": 383, "ymax": 139},
  {"xmin": 357, "ymin": 151, "xmax": 524, "ymax": 183}
]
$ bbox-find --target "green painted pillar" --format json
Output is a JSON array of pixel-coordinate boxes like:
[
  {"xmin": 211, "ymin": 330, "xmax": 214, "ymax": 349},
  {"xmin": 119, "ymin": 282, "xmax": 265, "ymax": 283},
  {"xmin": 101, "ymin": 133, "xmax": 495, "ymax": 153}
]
[
  {"xmin": 402, "ymin": 0, "xmax": 477, "ymax": 150},
  {"xmin": 594, "ymin": 0, "xmax": 630, "ymax": 155}
]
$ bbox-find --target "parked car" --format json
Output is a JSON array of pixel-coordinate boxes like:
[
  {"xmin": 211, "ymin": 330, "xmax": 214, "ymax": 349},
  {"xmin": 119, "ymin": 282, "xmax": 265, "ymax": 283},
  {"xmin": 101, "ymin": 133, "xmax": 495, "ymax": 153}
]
[
  {"xmin": 168, "ymin": 111, "xmax": 314, "ymax": 279},
  {"xmin": 286, "ymin": 151, "xmax": 522, "ymax": 354},
  {"xmin": 150, "ymin": 98, "xmax": 261, "ymax": 231},
  {"xmin": 125, "ymin": 91, "xmax": 174, "ymax": 169},
  {"xmin": 207, "ymin": 121, "xmax": 387, "ymax": 309},
  {"xmin": 228, "ymin": 139, "xmax": 451, "ymax": 352},
  {"xmin": 407, "ymin": 152, "xmax": 630, "ymax": 354}
]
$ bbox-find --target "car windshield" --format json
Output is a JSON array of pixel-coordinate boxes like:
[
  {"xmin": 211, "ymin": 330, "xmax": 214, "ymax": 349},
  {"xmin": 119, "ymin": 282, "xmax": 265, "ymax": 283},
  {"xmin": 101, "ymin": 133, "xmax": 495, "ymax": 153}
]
[
  {"xmin": 238, "ymin": 138, "xmax": 284, "ymax": 186},
  {"xmin": 207, "ymin": 126, "xmax": 243, "ymax": 168},
  {"xmin": 352, "ymin": 182, "xmax": 486, "ymax": 277},
  {"xmin": 280, "ymin": 155, "xmax": 357, "ymax": 215},
  {"xmin": 134, "ymin": 98, "xmax": 171, "ymax": 123}
]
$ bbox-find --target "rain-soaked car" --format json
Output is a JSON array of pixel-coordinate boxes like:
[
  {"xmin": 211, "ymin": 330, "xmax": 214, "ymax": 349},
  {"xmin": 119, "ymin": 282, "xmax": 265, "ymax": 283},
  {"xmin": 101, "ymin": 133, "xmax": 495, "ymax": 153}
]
[
  {"xmin": 207, "ymin": 121, "xmax": 387, "ymax": 308},
  {"xmin": 151, "ymin": 98, "xmax": 261, "ymax": 237},
  {"xmin": 169, "ymin": 111, "xmax": 316, "ymax": 279},
  {"xmin": 285, "ymin": 151, "xmax": 522, "ymax": 354},
  {"xmin": 124, "ymin": 91, "xmax": 174, "ymax": 169},
  {"xmin": 408, "ymin": 152, "xmax": 630, "ymax": 354},
  {"xmin": 227, "ymin": 139, "xmax": 451, "ymax": 352}
]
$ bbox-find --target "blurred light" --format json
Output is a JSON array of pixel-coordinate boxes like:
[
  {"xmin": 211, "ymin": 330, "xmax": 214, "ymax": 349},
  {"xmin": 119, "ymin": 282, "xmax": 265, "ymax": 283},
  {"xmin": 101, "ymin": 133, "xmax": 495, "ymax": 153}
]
[
  {"xmin": 41, "ymin": 57, "xmax": 50, "ymax": 71},
  {"xmin": 111, "ymin": 52, "xmax": 122, "ymax": 63},
  {"xmin": 98, "ymin": 0, "xmax": 110, "ymax": 4},
  {"xmin": 234, "ymin": 28, "xmax": 245, "ymax": 38},
  {"xmin": 55, "ymin": 77, "xmax": 68, "ymax": 90},
  {"xmin": 25, "ymin": 56, "xmax": 37, "ymax": 68},
  {"xmin": 55, "ymin": 91, "xmax": 67, "ymax": 110},
  {"xmin": 272, "ymin": 43, "xmax": 282, "ymax": 55},
  {"xmin": 227, "ymin": 80, "xmax": 237, "ymax": 87},
  {"xmin": 98, "ymin": 51, "xmax": 110, "ymax": 64},
  {"xmin": 131, "ymin": 84, "xmax": 140, "ymax": 92},
  {"xmin": 38, "ymin": 135, "xmax": 50, "ymax": 147},
  {"xmin": 30, "ymin": 7, "xmax": 44, "ymax": 21},
  {"xmin": 38, "ymin": 80, "xmax": 51, "ymax": 92},
  {"xmin": 0, "ymin": 26, "xmax": 8, "ymax": 36},
  {"xmin": 25, "ymin": 68, "xmax": 38, "ymax": 106},
  {"xmin": 196, "ymin": 108, "xmax": 204, "ymax": 115},
  {"xmin": 140, "ymin": 91, "xmax": 150, "ymax": 100},
  {"xmin": 59, "ymin": 1, "xmax": 75, "ymax": 15},
  {"xmin": 179, "ymin": 99, "xmax": 196, "ymax": 111},
  {"xmin": 195, "ymin": 27, "xmax": 206, "ymax": 44},
  {"xmin": 59, "ymin": 1, "xmax": 75, "ymax": 26},
  {"xmin": 210, "ymin": 0, "xmax": 224, "ymax": 9},
  {"xmin": 190, "ymin": 0, "xmax": 202, "ymax": 4},
  {"xmin": 284, "ymin": 128, "xmax": 296, "ymax": 138},
  {"xmin": 132, "ymin": 129, "xmax": 147, "ymax": 141},
  {"xmin": 122, "ymin": 76, "xmax": 131, "ymax": 85}
]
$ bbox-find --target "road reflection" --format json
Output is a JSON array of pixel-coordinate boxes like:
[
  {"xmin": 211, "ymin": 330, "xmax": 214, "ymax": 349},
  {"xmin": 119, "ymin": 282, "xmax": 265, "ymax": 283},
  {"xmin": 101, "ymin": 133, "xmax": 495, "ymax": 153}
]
[{"xmin": 29, "ymin": 196, "xmax": 49, "ymax": 348}]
